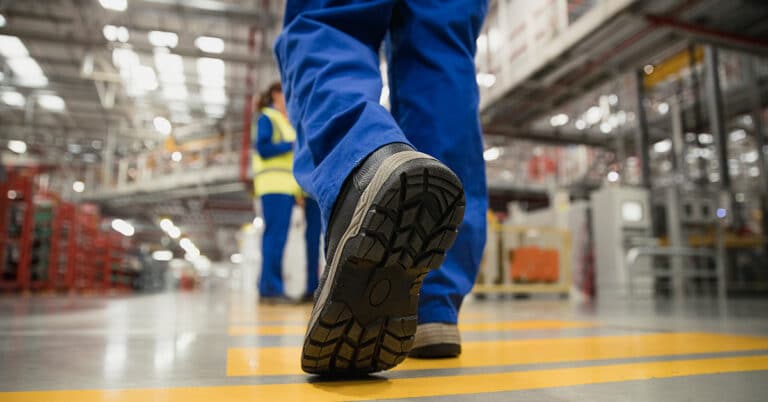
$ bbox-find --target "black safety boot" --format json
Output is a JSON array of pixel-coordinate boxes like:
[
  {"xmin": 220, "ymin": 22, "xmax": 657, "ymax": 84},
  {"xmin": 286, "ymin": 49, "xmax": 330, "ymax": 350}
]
[{"xmin": 300, "ymin": 143, "xmax": 465, "ymax": 375}]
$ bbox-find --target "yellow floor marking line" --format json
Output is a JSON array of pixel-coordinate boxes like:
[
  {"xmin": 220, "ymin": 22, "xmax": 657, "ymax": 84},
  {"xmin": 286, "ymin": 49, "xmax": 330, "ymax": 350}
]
[
  {"xmin": 227, "ymin": 332, "xmax": 768, "ymax": 376},
  {"xmin": 227, "ymin": 319, "xmax": 594, "ymax": 336},
  {"xmin": 3, "ymin": 355, "xmax": 768, "ymax": 402}
]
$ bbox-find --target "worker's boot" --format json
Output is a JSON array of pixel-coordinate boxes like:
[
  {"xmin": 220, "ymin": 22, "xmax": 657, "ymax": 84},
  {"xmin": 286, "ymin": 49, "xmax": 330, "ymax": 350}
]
[
  {"xmin": 409, "ymin": 323, "xmax": 461, "ymax": 358},
  {"xmin": 300, "ymin": 143, "xmax": 465, "ymax": 375}
]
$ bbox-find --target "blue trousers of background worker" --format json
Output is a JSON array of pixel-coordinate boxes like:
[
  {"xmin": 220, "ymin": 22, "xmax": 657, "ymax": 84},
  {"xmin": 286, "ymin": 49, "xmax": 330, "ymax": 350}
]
[
  {"xmin": 259, "ymin": 194, "xmax": 322, "ymax": 298},
  {"xmin": 275, "ymin": 0, "xmax": 489, "ymax": 324}
]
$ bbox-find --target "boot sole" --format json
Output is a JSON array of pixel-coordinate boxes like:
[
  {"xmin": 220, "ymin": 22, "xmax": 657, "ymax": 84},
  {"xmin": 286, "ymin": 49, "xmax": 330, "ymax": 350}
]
[{"xmin": 301, "ymin": 152, "xmax": 465, "ymax": 375}]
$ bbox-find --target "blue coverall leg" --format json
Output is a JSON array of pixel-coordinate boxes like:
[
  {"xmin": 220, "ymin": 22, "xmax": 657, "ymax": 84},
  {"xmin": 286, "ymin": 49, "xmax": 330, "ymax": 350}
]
[
  {"xmin": 304, "ymin": 197, "xmax": 322, "ymax": 295},
  {"xmin": 387, "ymin": 1, "xmax": 489, "ymax": 324},
  {"xmin": 259, "ymin": 193, "xmax": 294, "ymax": 297},
  {"xmin": 275, "ymin": 0, "xmax": 488, "ymax": 324}
]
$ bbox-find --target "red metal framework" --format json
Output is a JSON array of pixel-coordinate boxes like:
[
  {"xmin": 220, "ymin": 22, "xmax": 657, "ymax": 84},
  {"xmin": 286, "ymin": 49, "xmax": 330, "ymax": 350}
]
[
  {"xmin": 48, "ymin": 202, "xmax": 77, "ymax": 291},
  {"xmin": 0, "ymin": 170, "xmax": 36, "ymax": 291}
]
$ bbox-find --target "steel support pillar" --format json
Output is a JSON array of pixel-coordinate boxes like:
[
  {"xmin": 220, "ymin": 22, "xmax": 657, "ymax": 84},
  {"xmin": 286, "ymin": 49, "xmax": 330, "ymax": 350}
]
[{"xmin": 704, "ymin": 46, "xmax": 728, "ymax": 300}]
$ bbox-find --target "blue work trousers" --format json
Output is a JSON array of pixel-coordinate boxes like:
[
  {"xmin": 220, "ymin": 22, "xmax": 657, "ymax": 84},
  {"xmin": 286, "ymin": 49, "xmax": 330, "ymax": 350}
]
[
  {"xmin": 275, "ymin": 0, "xmax": 488, "ymax": 324},
  {"xmin": 259, "ymin": 194, "xmax": 322, "ymax": 298}
]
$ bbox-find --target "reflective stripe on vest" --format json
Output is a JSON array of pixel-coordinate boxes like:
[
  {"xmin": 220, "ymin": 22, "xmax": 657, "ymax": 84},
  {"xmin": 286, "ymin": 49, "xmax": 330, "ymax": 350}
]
[{"xmin": 252, "ymin": 107, "xmax": 301, "ymax": 196}]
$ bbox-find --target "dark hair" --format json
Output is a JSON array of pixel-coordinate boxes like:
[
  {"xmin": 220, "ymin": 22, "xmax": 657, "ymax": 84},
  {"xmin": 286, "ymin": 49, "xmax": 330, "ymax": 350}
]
[{"xmin": 256, "ymin": 81, "xmax": 282, "ymax": 110}]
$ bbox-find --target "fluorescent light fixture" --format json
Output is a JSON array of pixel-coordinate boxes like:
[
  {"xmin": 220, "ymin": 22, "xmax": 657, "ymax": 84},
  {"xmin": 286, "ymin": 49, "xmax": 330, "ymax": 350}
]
[
  {"xmin": 195, "ymin": 36, "xmax": 225, "ymax": 54},
  {"xmin": 197, "ymin": 57, "xmax": 225, "ymax": 87},
  {"xmin": 37, "ymin": 94, "xmax": 65, "ymax": 112},
  {"xmin": 729, "ymin": 129, "xmax": 746, "ymax": 142},
  {"xmin": 0, "ymin": 14, "xmax": 6, "ymax": 28},
  {"xmin": 167, "ymin": 226, "xmax": 181, "ymax": 239},
  {"xmin": 113, "ymin": 48, "xmax": 139, "ymax": 70},
  {"xmin": 483, "ymin": 147, "xmax": 501, "ymax": 161},
  {"xmin": 154, "ymin": 52, "xmax": 184, "ymax": 75},
  {"xmin": 607, "ymin": 171, "xmax": 620, "ymax": 182},
  {"xmin": 585, "ymin": 106, "xmax": 602, "ymax": 125},
  {"xmin": 742, "ymin": 150, "xmax": 759, "ymax": 163},
  {"xmin": 153, "ymin": 116, "xmax": 172, "ymax": 135},
  {"xmin": 135, "ymin": 65, "xmax": 158, "ymax": 91},
  {"xmin": 2, "ymin": 91, "xmax": 25, "ymax": 107},
  {"xmin": 549, "ymin": 113, "xmax": 569, "ymax": 127},
  {"xmin": 201, "ymin": 87, "xmax": 227, "ymax": 104},
  {"xmin": 117, "ymin": 26, "xmax": 129, "ymax": 43},
  {"xmin": 99, "ymin": 0, "xmax": 127, "ymax": 11},
  {"xmin": 149, "ymin": 30, "xmax": 178, "ymax": 48},
  {"xmin": 162, "ymin": 85, "xmax": 188, "ymax": 100},
  {"xmin": 0, "ymin": 35, "xmax": 29, "ymax": 58},
  {"xmin": 476, "ymin": 72, "xmax": 496, "ymax": 88},
  {"xmin": 103, "ymin": 25, "xmax": 118, "ymax": 41},
  {"xmin": 72, "ymin": 181, "xmax": 85, "ymax": 193},
  {"xmin": 160, "ymin": 218, "xmax": 175, "ymax": 232},
  {"xmin": 600, "ymin": 121, "xmax": 612, "ymax": 134},
  {"xmin": 8, "ymin": 57, "xmax": 48, "ymax": 87},
  {"xmin": 657, "ymin": 102, "xmax": 669, "ymax": 115},
  {"xmin": 607, "ymin": 94, "xmax": 618, "ymax": 106},
  {"xmin": 152, "ymin": 250, "xmax": 173, "ymax": 261},
  {"xmin": 574, "ymin": 119, "xmax": 586, "ymax": 130},
  {"xmin": 698, "ymin": 133, "xmax": 714, "ymax": 145},
  {"xmin": 230, "ymin": 253, "xmax": 243, "ymax": 264},
  {"xmin": 749, "ymin": 167, "xmax": 760, "ymax": 177},
  {"xmin": 111, "ymin": 219, "xmax": 135, "ymax": 237},
  {"xmin": 171, "ymin": 151, "xmax": 182, "ymax": 162},
  {"xmin": 8, "ymin": 140, "xmax": 27, "ymax": 154},
  {"xmin": 653, "ymin": 139, "xmax": 672, "ymax": 153},
  {"xmin": 204, "ymin": 104, "xmax": 225, "ymax": 117}
]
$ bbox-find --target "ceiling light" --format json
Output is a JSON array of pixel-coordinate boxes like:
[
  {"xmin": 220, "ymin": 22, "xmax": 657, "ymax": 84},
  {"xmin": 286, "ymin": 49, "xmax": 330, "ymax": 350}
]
[
  {"xmin": 698, "ymin": 133, "xmax": 714, "ymax": 145},
  {"xmin": 154, "ymin": 51, "xmax": 184, "ymax": 75},
  {"xmin": 742, "ymin": 150, "xmax": 759, "ymax": 163},
  {"xmin": 574, "ymin": 119, "xmax": 586, "ymax": 130},
  {"xmin": 37, "ymin": 94, "xmax": 65, "ymax": 112},
  {"xmin": 8, "ymin": 57, "xmax": 48, "ymax": 87},
  {"xmin": 201, "ymin": 87, "xmax": 227, "ymax": 104},
  {"xmin": 599, "ymin": 121, "xmax": 612, "ymax": 134},
  {"xmin": 167, "ymin": 226, "xmax": 181, "ymax": 239},
  {"xmin": 204, "ymin": 104, "xmax": 225, "ymax": 117},
  {"xmin": 152, "ymin": 250, "xmax": 173, "ymax": 261},
  {"xmin": 643, "ymin": 64, "xmax": 654, "ymax": 75},
  {"xmin": 195, "ymin": 36, "xmax": 225, "ymax": 54},
  {"xmin": 653, "ymin": 139, "xmax": 672, "ymax": 153},
  {"xmin": 2, "ymin": 91, "xmax": 25, "ymax": 107},
  {"xmin": 117, "ymin": 26, "xmax": 129, "ymax": 43},
  {"xmin": 230, "ymin": 253, "xmax": 243, "ymax": 264},
  {"xmin": 252, "ymin": 216, "xmax": 264, "ymax": 229},
  {"xmin": 0, "ymin": 35, "xmax": 29, "ymax": 58},
  {"xmin": 153, "ymin": 116, "xmax": 172, "ymax": 135},
  {"xmin": 729, "ymin": 129, "xmax": 746, "ymax": 142},
  {"xmin": 607, "ymin": 94, "xmax": 618, "ymax": 106},
  {"xmin": 196, "ymin": 57, "xmax": 225, "ymax": 85},
  {"xmin": 749, "ymin": 167, "xmax": 760, "ymax": 177},
  {"xmin": 159, "ymin": 218, "xmax": 175, "ymax": 232},
  {"xmin": 585, "ymin": 106, "xmax": 602, "ymax": 125},
  {"xmin": 0, "ymin": 14, "xmax": 6, "ymax": 28},
  {"xmin": 7, "ymin": 140, "xmax": 27, "ymax": 154},
  {"xmin": 483, "ymin": 147, "xmax": 501, "ymax": 161},
  {"xmin": 549, "ymin": 113, "xmax": 569, "ymax": 127},
  {"xmin": 99, "ymin": 0, "xmax": 127, "ymax": 11},
  {"xmin": 135, "ymin": 65, "xmax": 158, "ymax": 91},
  {"xmin": 103, "ymin": 25, "xmax": 118, "ymax": 41},
  {"xmin": 72, "ymin": 181, "xmax": 85, "ymax": 193},
  {"xmin": 111, "ymin": 219, "xmax": 135, "ymax": 237},
  {"xmin": 149, "ymin": 30, "xmax": 178, "ymax": 48},
  {"xmin": 476, "ymin": 72, "xmax": 496, "ymax": 88},
  {"xmin": 162, "ymin": 85, "xmax": 188, "ymax": 100},
  {"xmin": 171, "ymin": 151, "xmax": 182, "ymax": 162},
  {"xmin": 657, "ymin": 102, "xmax": 669, "ymax": 115},
  {"xmin": 607, "ymin": 171, "xmax": 620, "ymax": 182}
]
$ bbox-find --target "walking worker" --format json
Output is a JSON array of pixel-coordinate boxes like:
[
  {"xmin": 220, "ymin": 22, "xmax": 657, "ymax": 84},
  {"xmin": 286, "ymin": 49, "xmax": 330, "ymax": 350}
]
[
  {"xmin": 275, "ymin": 0, "xmax": 488, "ymax": 374},
  {"xmin": 252, "ymin": 82, "xmax": 322, "ymax": 304}
]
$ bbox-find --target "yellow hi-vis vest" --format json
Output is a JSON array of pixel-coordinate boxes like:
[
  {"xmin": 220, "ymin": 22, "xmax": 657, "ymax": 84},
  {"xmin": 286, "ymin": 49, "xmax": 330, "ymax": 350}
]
[{"xmin": 252, "ymin": 107, "xmax": 301, "ymax": 196}]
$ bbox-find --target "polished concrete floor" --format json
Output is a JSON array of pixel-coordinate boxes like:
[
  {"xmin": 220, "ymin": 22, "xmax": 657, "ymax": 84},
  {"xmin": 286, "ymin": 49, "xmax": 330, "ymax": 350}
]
[{"xmin": 1, "ymin": 287, "xmax": 768, "ymax": 401}]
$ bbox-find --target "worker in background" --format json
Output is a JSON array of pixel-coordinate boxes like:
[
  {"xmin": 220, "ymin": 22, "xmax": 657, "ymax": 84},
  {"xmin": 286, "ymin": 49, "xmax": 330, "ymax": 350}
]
[
  {"xmin": 252, "ymin": 82, "xmax": 322, "ymax": 304},
  {"xmin": 275, "ymin": 0, "xmax": 488, "ymax": 374}
]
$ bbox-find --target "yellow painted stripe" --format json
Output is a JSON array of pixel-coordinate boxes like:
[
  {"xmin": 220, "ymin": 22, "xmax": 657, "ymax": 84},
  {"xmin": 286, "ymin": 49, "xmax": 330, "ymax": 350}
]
[
  {"xmin": 3, "ymin": 355, "xmax": 768, "ymax": 401},
  {"xmin": 227, "ymin": 320, "xmax": 594, "ymax": 336},
  {"xmin": 227, "ymin": 332, "xmax": 768, "ymax": 376}
]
